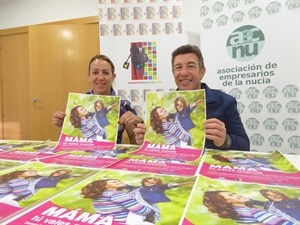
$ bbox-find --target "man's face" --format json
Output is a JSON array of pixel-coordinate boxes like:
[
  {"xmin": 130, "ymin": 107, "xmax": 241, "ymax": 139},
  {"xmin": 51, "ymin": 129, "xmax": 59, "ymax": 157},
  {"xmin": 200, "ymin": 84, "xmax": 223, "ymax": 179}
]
[{"xmin": 172, "ymin": 53, "xmax": 205, "ymax": 90}]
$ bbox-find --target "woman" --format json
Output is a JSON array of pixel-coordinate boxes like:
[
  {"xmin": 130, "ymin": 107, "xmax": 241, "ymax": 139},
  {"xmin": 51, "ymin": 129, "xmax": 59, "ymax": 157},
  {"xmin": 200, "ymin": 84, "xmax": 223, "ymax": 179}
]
[
  {"xmin": 52, "ymin": 54, "xmax": 143, "ymax": 144},
  {"xmin": 126, "ymin": 177, "xmax": 191, "ymax": 224},
  {"xmin": 70, "ymin": 105, "xmax": 106, "ymax": 140},
  {"xmin": 203, "ymin": 190, "xmax": 294, "ymax": 224},
  {"xmin": 260, "ymin": 189, "xmax": 300, "ymax": 224},
  {"xmin": 169, "ymin": 97, "xmax": 204, "ymax": 146},
  {"xmin": 80, "ymin": 179, "xmax": 154, "ymax": 224},
  {"xmin": 0, "ymin": 170, "xmax": 39, "ymax": 207},
  {"xmin": 150, "ymin": 106, "xmax": 191, "ymax": 147},
  {"xmin": 93, "ymin": 100, "xmax": 118, "ymax": 139}
]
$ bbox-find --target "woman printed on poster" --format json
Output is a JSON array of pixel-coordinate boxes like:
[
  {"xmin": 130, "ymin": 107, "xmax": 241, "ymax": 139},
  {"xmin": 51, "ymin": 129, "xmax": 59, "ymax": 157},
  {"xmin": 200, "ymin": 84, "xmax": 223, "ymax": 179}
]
[
  {"xmin": 259, "ymin": 189, "xmax": 300, "ymax": 224},
  {"xmin": 150, "ymin": 106, "xmax": 191, "ymax": 147},
  {"xmin": 93, "ymin": 100, "xmax": 118, "ymax": 139},
  {"xmin": 0, "ymin": 170, "xmax": 40, "ymax": 207},
  {"xmin": 80, "ymin": 178, "xmax": 155, "ymax": 224},
  {"xmin": 203, "ymin": 190, "xmax": 294, "ymax": 224},
  {"xmin": 70, "ymin": 105, "xmax": 106, "ymax": 141},
  {"xmin": 169, "ymin": 97, "xmax": 204, "ymax": 147},
  {"xmin": 123, "ymin": 177, "xmax": 191, "ymax": 224}
]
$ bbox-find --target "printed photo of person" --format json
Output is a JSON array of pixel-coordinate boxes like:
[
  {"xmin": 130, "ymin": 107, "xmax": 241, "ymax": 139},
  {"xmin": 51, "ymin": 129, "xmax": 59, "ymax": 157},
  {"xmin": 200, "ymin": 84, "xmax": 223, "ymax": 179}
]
[
  {"xmin": 0, "ymin": 170, "xmax": 40, "ymax": 207},
  {"xmin": 122, "ymin": 177, "xmax": 192, "ymax": 224},
  {"xmin": 0, "ymin": 168, "xmax": 80, "ymax": 208},
  {"xmin": 80, "ymin": 178, "xmax": 155, "ymax": 224},
  {"xmin": 93, "ymin": 100, "xmax": 118, "ymax": 140},
  {"xmin": 259, "ymin": 189, "xmax": 300, "ymax": 224},
  {"xmin": 169, "ymin": 97, "xmax": 204, "ymax": 147},
  {"xmin": 70, "ymin": 105, "xmax": 106, "ymax": 141},
  {"xmin": 150, "ymin": 106, "xmax": 191, "ymax": 147},
  {"xmin": 144, "ymin": 90, "xmax": 205, "ymax": 150},
  {"xmin": 184, "ymin": 175, "xmax": 299, "ymax": 225},
  {"xmin": 202, "ymin": 190, "xmax": 294, "ymax": 225}
]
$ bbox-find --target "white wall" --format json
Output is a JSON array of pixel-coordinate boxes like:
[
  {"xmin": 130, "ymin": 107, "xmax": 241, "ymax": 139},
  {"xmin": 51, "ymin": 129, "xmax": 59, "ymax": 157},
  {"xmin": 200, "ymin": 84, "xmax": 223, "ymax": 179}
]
[
  {"xmin": 0, "ymin": 0, "xmax": 201, "ymax": 46},
  {"xmin": 0, "ymin": 0, "xmax": 99, "ymax": 29}
]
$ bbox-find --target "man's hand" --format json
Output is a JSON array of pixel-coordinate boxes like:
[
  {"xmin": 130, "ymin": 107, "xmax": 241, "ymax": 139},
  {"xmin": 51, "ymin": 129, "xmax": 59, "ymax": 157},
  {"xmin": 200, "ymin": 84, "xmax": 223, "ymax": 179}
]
[
  {"xmin": 204, "ymin": 118, "xmax": 227, "ymax": 147},
  {"xmin": 133, "ymin": 123, "xmax": 146, "ymax": 145},
  {"xmin": 119, "ymin": 112, "xmax": 144, "ymax": 145}
]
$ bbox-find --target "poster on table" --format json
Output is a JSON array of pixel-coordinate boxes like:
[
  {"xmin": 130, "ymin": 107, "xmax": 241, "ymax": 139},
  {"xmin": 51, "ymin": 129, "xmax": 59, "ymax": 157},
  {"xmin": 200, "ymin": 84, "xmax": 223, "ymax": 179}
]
[
  {"xmin": 0, "ymin": 140, "xmax": 54, "ymax": 152},
  {"xmin": 0, "ymin": 161, "xmax": 97, "ymax": 222},
  {"xmin": 98, "ymin": 0, "xmax": 184, "ymax": 119},
  {"xmin": 182, "ymin": 175, "xmax": 300, "ymax": 225},
  {"xmin": 0, "ymin": 140, "xmax": 57, "ymax": 162},
  {"xmin": 5, "ymin": 169, "xmax": 196, "ymax": 225},
  {"xmin": 133, "ymin": 89, "xmax": 206, "ymax": 161},
  {"xmin": 108, "ymin": 153, "xmax": 201, "ymax": 176},
  {"xmin": 53, "ymin": 92, "xmax": 121, "ymax": 151},
  {"xmin": 39, "ymin": 144, "xmax": 140, "ymax": 169},
  {"xmin": 198, "ymin": 0, "xmax": 300, "ymax": 154},
  {"xmin": 199, "ymin": 149, "xmax": 300, "ymax": 187}
]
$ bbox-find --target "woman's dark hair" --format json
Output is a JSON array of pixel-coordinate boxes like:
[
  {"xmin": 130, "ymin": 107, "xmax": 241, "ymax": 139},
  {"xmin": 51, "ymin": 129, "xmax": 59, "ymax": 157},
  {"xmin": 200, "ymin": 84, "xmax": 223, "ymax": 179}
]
[
  {"xmin": 260, "ymin": 189, "xmax": 290, "ymax": 201},
  {"xmin": 212, "ymin": 154, "xmax": 230, "ymax": 162},
  {"xmin": 203, "ymin": 191, "xmax": 241, "ymax": 219},
  {"xmin": 70, "ymin": 105, "xmax": 82, "ymax": 128},
  {"xmin": 141, "ymin": 177, "xmax": 163, "ymax": 186},
  {"xmin": 0, "ymin": 170, "xmax": 34, "ymax": 183},
  {"xmin": 81, "ymin": 179, "xmax": 116, "ymax": 199},
  {"xmin": 174, "ymin": 97, "xmax": 187, "ymax": 111},
  {"xmin": 150, "ymin": 106, "xmax": 163, "ymax": 134},
  {"xmin": 88, "ymin": 54, "xmax": 115, "ymax": 74}
]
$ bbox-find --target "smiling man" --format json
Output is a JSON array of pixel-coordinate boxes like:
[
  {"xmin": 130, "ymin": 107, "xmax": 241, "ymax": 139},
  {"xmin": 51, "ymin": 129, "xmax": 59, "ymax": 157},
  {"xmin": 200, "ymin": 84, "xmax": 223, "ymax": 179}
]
[{"xmin": 134, "ymin": 44, "xmax": 250, "ymax": 151}]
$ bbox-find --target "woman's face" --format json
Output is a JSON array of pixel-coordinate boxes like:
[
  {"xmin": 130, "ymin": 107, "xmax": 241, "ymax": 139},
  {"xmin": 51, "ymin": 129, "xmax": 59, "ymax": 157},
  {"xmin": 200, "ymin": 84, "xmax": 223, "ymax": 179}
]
[
  {"xmin": 219, "ymin": 192, "xmax": 250, "ymax": 206},
  {"xmin": 20, "ymin": 170, "xmax": 38, "ymax": 178},
  {"xmin": 105, "ymin": 179, "xmax": 125, "ymax": 189},
  {"xmin": 263, "ymin": 190, "xmax": 284, "ymax": 201},
  {"xmin": 77, "ymin": 106, "xmax": 89, "ymax": 117},
  {"xmin": 52, "ymin": 170, "xmax": 71, "ymax": 176},
  {"xmin": 175, "ymin": 100, "xmax": 184, "ymax": 111},
  {"xmin": 143, "ymin": 178, "xmax": 158, "ymax": 186},
  {"xmin": 89, "ymin": 59, "xmax": 116, "ymax": 95},
  {"xmin": 156, "ymin": 107, "xmax": 169, "ymax": 120},
  {"xmin": 95, "ymin": 101, "xmax": 103, "ymax": 111}
]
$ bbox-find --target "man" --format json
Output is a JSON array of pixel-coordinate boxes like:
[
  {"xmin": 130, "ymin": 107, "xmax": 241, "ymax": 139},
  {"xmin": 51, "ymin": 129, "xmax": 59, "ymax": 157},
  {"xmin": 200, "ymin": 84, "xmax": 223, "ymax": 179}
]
[{"xmin": 134, "ymin": 44, "xmax": 250, "ymax": 151}]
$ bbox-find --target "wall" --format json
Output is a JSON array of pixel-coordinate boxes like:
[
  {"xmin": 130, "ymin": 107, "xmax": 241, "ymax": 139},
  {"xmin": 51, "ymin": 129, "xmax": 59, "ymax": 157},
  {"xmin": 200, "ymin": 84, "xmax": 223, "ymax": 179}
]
[
  {"xmin": 0, "ymin": 0, "xmax": 99, "ymax": 29},
  {"xmin": 0, "ymin": 0, "xmax": 200, "ymax": 45}
]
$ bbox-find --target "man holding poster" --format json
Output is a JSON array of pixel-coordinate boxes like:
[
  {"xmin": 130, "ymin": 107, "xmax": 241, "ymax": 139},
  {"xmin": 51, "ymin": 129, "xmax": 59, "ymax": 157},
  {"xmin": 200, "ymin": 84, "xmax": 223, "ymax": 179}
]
[{"xmin": 134, "ymin": 44, "xmax": 249, "ymax": 151}]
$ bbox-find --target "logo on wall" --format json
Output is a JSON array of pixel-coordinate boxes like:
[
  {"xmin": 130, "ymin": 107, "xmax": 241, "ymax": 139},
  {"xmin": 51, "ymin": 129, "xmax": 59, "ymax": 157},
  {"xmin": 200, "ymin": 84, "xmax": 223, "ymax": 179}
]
[
  {"xmin": 123, "ymin": 41, "xmax": 157, "ymax": 81},
  {"xmin": 226, "ymin": 25, "xmax": 265, "ymax": 61}
]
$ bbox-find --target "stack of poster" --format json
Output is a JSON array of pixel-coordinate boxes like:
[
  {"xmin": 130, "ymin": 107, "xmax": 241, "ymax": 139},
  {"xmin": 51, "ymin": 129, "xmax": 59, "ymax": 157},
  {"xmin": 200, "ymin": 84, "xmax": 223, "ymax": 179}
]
[
  {"xmin": 53, "ymin": 93, "xmax": 121, "ymax": 151},
  {"xmin": 2, "ymin": 169, "xmax": 196, "ymax": 225},
  {"xmin": 0, "ymin": 161, "xmax": 97, "ymax": 223},
  {"xmin": 0, "ymin": 90, "xmax": 299, "ymax": 224},
  {"xmin": 108, "ymin": 90, "xmax": 205, "ymax": 175},
  {"xmin": 181, "ymin": 149, "xmax": 300, "ymax": 225}
]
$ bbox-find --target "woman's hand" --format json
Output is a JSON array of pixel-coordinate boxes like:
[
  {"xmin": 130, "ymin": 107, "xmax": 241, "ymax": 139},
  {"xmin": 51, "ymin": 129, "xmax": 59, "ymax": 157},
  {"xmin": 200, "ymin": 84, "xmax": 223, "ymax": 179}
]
[{"xmin": 52, "ymin": 111, "xmax": 66, "ymax": 128}]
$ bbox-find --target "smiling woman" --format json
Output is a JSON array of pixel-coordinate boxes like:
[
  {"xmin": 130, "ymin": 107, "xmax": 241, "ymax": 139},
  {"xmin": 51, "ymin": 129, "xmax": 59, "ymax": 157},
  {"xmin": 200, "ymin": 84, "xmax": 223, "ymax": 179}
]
[{"xmin": 52, "ymin": 54, "xmax": 143, "ymax": 145}]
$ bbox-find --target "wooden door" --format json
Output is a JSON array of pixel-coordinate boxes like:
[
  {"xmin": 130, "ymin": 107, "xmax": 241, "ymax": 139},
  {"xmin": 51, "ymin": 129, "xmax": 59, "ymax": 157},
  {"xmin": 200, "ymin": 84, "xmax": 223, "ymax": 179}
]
[
  {"xmin": 29, "ymin": 24, "xmax": 99, "ymax": 141},
  {"xmin": 0, "ymin": 32, "xmax": 30, "ymax": 140}
]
